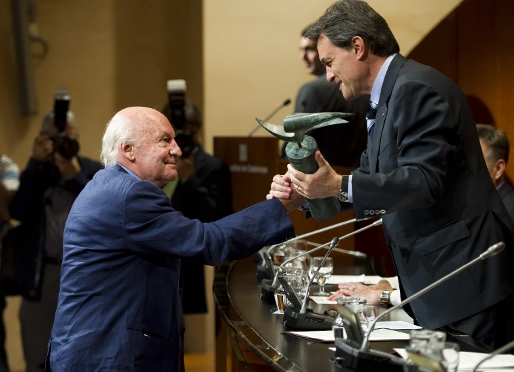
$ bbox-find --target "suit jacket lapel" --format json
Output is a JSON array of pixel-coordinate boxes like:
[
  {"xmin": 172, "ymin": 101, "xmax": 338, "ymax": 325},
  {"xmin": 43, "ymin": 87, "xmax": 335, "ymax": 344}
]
[{"xmin": 369, "ymin": 54, "xmax": 408, "ymax": 173}]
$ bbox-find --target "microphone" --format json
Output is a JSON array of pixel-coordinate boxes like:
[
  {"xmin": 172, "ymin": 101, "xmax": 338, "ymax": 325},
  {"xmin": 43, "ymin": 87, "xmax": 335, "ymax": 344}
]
[
  {"xmin": 248, "ymin": 98, "xmax": 291, "ymax": 137},
  {"xmin": 281, "ymin": 219, "xmax": 383, "ymax": 331},
  {"xmin": 334, "ymin": 241, "xmax": 506, "ymax": 372},
  {"xmin": 472, "ymin": 338, "xmax": 514, "ymax": 372},
  {"xmin": 260, "ymin": 217, "xmax": 375, "ymax": 303},
  {"xmin": 282, "ymin": 237, "xmax": 340, "ymax": 331}
]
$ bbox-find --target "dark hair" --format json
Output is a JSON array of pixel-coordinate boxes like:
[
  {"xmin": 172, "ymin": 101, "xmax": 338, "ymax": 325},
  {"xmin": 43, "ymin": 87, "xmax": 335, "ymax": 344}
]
[
  {"xmin": 477, "ymin": 124, "xmax": 510, "ymax": 165},
  {"xmin": 305, "ymin": 0, "xmax": 399, "ymax": 57},
  {"xmin": 301, "ymin": 24, "xmax": 314, "ymax": 38}
]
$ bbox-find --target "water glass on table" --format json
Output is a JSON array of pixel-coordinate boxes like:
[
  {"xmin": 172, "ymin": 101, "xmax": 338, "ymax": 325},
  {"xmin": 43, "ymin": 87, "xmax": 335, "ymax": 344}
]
[{"xmin": 310, "ymin": 256, "xmax": 333, "ymax": 296}]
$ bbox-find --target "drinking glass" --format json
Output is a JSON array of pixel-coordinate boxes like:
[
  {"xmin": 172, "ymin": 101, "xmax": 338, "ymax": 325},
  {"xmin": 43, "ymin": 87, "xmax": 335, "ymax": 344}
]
[
  {"xmin": 311, "ymin": 257, "xmax": 333, "ymax": 296},
  {"xmin": 358, "ymin": 305, "xmax": 376, "ymax": 334},
  {"xmin": 405, "ymin": 330, "xmax": 459, "ymax": 372}
]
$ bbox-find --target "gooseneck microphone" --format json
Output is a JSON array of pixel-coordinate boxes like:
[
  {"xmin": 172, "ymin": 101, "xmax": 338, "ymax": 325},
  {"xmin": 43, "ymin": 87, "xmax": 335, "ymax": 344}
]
[
  {"xmin": 248, "ymin": 98, "xmax": 291, "ymax": 137},
  {"xmin": 334, "ymin": 242, "xmax": 506, "ymax": 372},
  {"xmin": 281, "ymin": 219, "xmax": 383, "ymax": 331},
  {"xmin": 471, "ymin": 338, "xmax": 514, "ymax": 372},
  {"xmin": 260, "ymin": 217, "xmax": 376, "ymax": 303},
  {"xmin": 361, "ymin": 242, "xmax": 505, "ymax": 351},
  {"xmin": 300, "ymin": 237, "xmax": 340, "ymax": 315}
]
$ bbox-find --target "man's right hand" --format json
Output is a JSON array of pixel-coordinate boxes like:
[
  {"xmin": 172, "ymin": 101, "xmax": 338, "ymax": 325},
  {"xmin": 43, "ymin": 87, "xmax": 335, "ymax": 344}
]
[
  {"xmin": 32, "ymin": 133, "xmax": 53, "ymax": 162},
  {"xmin": 267, "ymin": 173, "xmax": 305, "ymax": 213}
]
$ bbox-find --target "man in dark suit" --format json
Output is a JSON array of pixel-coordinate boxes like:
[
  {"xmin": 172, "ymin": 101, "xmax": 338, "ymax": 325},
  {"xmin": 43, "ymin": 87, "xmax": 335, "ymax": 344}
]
[
  {"xmin": 477, "ymin": 124, "xmax": 514, "ymax": 222},
  {"xmin": 269, "ymin": 0, "xmax": 514, "ymax": 348},
  {"xmin": 47, "ymin": 107, "xmax": 296, "ymax": 371},
  {"xmin": 282, "ymin": 26, "xmax": 368, "ymax": 167}
]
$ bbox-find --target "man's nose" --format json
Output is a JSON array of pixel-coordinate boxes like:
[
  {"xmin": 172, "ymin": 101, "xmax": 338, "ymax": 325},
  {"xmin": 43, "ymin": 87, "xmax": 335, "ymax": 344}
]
[
  {"xmin": 170, "ymin": 141, "xmax": 182, "ymax": 157},
  {"xmin": 325, "ymin": 69, "xmax": 335, "ymax": 83}
]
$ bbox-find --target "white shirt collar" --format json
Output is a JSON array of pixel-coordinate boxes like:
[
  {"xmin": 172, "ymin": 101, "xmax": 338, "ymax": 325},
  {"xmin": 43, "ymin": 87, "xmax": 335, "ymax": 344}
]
[{"xmin": 370, "ymin": 54, "xmax": 397, "ymax": 107}]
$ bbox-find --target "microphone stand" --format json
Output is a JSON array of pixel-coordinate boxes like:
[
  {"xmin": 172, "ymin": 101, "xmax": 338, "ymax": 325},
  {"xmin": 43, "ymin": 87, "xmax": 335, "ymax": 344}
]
[
  {"xmin": 472, "ymin": 338, "xmax": 514, "ymax": 372},
  {"xmin": 334, "ymin": 242, "xmax": 505, "ymax": 372},
  {"xmin": 260, "ymin": 217, "xmax": 374, "ymax": 302},
  {"xmin": 248, "ymin": 99, "xmax": 291, "ymax": 137},
  {"xmin": 281, "ymin": 219, "xmax": 383, "ymax": 331},
  {"xmin": 361, "ymin": 242, "xmax": 505, "ymax": 351}
]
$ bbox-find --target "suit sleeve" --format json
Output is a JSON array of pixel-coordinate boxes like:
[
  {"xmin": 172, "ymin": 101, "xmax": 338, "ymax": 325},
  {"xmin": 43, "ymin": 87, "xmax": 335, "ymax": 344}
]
[
  {"xmin": 123, "ymin": 180, "xmax": 294, "ymax": 266},
  {"xmin": 351, "ymin": 79, "xmax": 457, "ymax": 217}
]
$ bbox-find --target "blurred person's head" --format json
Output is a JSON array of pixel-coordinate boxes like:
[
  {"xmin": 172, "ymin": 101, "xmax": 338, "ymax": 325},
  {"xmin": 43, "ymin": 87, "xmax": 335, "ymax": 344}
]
[
  {"xmin": 162, "ymin": 100, "xmax": 203, "ymax": 145},
  {"xmin": 299, "ymin": 25, "xmax": 325, "ymax": 76},
  {"xmin": 477, "ymin": 124, "xmax": 510, "ymax": 187},
  {"xmin": 41, "ymin": 110, "xmax": 78, "ymax": 138}
]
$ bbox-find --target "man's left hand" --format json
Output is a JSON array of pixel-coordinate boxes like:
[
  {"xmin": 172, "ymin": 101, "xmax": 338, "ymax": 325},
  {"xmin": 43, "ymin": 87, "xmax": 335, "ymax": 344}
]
[{"xmin": 287, "ymin": 151, "xmax": 341, "ymax": 199}]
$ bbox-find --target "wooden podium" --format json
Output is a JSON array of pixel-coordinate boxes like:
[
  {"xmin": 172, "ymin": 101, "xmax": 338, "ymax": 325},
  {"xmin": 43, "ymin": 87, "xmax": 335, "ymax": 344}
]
[{"xmin": 214, "ymin": 137, "xmax": 281, "ymax": 212}]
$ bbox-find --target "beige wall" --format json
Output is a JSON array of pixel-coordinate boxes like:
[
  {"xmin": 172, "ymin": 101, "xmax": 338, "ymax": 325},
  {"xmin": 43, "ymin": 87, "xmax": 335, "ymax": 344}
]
[
  {"xmin": 203, "ymin": 0, "xmax": 460, "ymax": 153},
  {"xmin": 0, "ymin": 0, "xmax": 460, "ymax": 368}
]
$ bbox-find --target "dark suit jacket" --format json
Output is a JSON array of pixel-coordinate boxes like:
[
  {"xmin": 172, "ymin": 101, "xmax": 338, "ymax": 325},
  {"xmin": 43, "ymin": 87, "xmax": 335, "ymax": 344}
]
[
  {"xmin": 171, "ymin": 146, "xmax": 233, "ymax": 313},
  {"xmin": 498, "ymin": 182, "xmax": 514, "ymax": 223},
  {"xmin": 350, "ymin": 54, "xmax": 514, "ymax": 329},
  {"xmin": 283, "ymin": 73, "xmax": 369, "ymax": 167},
  {"xmin": 48, "ymin": 165, "xmax": 294, "ymax": 372}
]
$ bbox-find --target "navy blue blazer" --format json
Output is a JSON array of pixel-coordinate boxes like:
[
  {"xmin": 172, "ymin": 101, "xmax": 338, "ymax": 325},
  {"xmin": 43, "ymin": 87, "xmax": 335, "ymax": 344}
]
[
  {"xmin": 48, "ymin": 165, "xmax": 294, "ymax": 371},
  {"xmin": 350, "ymin": 54, "xmax": 514, "ymax": 329}
]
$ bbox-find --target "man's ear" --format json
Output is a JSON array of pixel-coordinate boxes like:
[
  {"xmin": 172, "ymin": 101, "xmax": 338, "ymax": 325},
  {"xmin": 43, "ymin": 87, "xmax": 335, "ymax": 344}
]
[
  {"xmin": 119, "ymin": 143, "xmax": 135, "ymax": 162},
  {"xmin": 352, "ymin": 36, "xmax": 367, "ymax": 61},
  {"xmin": 493, "ymin": 159, "xmax": 506, "ymax": 183}
]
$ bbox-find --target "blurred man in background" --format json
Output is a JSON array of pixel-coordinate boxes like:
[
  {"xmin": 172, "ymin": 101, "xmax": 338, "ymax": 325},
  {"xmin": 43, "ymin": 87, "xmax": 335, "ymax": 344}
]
[
  {"xmin": 9, "ymin": 111, "xmax": 102, "ymax": 372},
  {"xmin": 477, "ymin": 124, "xmax": 514, "ymax": 221}
]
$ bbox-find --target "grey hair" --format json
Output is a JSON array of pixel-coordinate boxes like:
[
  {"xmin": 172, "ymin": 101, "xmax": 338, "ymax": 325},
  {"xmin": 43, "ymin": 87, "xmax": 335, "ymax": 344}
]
[
  {"xmin": 41, "ymin": 110, "xmax": 76, "ymax": 132},
  {"xmin": 100, "ymin": 112, "xmax": 141, "ymax": 167},
  {"xmin": 305, "ymin": 0, "xmax": 399, "ymax": 57},
  {"xmin": 476, "ymin": 124, "xmax": 510, "ymax": 165}
]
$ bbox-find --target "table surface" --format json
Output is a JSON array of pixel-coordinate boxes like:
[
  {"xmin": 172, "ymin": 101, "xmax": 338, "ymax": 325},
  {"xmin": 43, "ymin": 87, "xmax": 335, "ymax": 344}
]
[{"xmin": 214, "ymin": 256, "xmax": 422, "ymax": 371}]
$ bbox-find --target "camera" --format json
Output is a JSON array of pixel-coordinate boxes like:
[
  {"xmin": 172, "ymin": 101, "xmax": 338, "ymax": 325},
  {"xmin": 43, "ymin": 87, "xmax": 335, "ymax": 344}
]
[
  {"xmin": 52, "ymin": 92, "xmax": 79, "ymax": 159},
  {"xmin": 167, "ymin": 79, "xmax": 195, "ymax": 158}
]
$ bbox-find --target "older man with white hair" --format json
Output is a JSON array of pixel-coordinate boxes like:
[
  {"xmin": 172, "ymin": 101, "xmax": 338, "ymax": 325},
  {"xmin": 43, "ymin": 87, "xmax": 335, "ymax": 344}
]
[{"xmin": 47, "ymin": 107, "xmax": 296, "ymax": 372}]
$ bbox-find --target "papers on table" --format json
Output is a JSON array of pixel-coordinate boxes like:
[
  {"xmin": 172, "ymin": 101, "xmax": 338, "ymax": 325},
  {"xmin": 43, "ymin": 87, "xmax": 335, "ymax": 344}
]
[
  {"xmin": 394, "ymin": 348, "xmax": 514, "ymax": 371},
  {"xmin": 283, "ymin": 330, "xmax": 335, "ymax": 343},
  {"xmin": 283, "ymin": 328, "xmax": 410, "ymax": 343},
  {"xmin": 374, "ymin": 321, "xmax": 421, "ymax": 330},
  {"xmin": 310, "ymin": 296, "xmax": 337, "ymax": 304},
  {"xmin": 326, "ymin": 274, "xmax": 383, "ymax": 285}
]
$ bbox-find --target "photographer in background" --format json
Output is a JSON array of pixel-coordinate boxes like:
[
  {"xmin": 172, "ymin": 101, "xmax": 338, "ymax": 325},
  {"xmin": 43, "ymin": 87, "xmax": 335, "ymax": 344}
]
[
  {"xmin": 9, "ymin": 109, "xmax": 103, "ymax": 372},
  {"xmin": 162, "ymin": 100, "xmax": 233, "ymax": 315},
  {"xmin": 0, "ymin": 154, "xmax": 19, "ymax": 372}
]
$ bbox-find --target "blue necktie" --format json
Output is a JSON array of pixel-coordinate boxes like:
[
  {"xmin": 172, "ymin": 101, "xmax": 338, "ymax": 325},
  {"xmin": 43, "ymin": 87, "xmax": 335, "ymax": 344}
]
[{"xmin": 366, "ymin": 102, "xmax": 377, "ymax": 150}]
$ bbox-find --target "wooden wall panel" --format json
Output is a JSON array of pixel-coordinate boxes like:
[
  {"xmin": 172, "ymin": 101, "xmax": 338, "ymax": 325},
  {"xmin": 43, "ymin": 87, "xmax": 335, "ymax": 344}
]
[
  {"xmin": 409, "ymin": 0, "xmax": 514, "ymax": 179},
  {"xmin": 407, "ymin": 9, "xmax": 458, "ymax": 83},
  {"xmin": 457, "ymin": 0, "xmax": 514, "ymax": 177}
]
